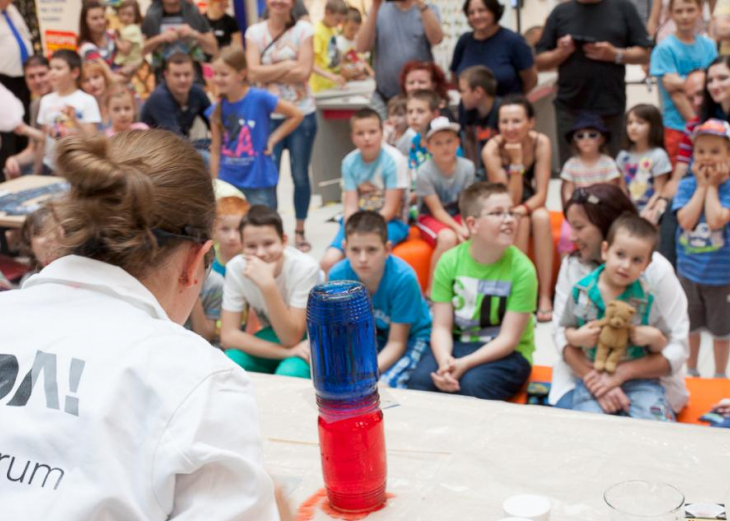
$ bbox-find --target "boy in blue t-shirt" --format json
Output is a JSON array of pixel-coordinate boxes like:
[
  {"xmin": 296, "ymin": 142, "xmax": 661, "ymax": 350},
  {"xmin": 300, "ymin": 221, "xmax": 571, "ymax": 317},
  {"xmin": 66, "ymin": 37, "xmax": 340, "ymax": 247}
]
[
  {"xmin": 329, "ymin": 210, "xmax": 432, "ymax": 388},
  {"xmin": 673, "ymin": 119, "xmax": 730, "ymax": 378},
  {"xmin": 320, "ymin": 108, "xmax": 410, "ymax": 273}
]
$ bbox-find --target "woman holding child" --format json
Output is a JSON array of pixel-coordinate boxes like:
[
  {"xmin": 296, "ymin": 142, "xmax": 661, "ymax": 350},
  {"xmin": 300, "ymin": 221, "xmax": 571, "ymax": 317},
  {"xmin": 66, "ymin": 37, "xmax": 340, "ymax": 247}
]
[
  {"xmin": 0, "ymin": 131, "xmax": 279, "ymax": 518},
  {"xmin": 482, "ymin": 95, "xmax": 554, "ymax": 322},
  {"xmin": 551, "ymin": 184, "xmax": 689, "ymax": 420}
]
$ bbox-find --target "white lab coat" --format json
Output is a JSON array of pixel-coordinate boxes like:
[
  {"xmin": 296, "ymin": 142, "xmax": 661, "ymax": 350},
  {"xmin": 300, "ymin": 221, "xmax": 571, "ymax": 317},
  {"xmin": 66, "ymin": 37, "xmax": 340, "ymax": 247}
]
[{"xmin": 0, "ymin": 256, "xmax": 279, "ymax": 520}]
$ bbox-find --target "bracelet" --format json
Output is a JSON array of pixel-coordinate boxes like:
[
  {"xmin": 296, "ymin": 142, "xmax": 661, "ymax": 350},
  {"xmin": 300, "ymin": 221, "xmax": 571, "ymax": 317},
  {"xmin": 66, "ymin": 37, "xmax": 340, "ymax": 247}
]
[
  {"xmin": 419, "ymin": 3, "xmax": 429, "ymax": 12},
  {"xmin": 508, "ymin": 163, "xmax": 525, "ymax": 176},
  {"xmin": 657, "ymin": 196, "xmax": 669, "ymax": 204}
]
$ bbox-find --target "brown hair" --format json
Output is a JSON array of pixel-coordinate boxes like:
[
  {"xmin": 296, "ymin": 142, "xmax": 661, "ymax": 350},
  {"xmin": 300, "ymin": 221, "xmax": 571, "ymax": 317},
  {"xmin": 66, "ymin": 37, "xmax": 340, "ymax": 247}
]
[
  {"xmin": 212, "ymin": 45, "xmax": 249, "ymax": 127},
  {"xmin": 459, "ymin": 65, "xmax": 497, "ymax": 98},
  {"xmin": 350, "ymin": 107, "xmax": 382, "ymax": 129},
  {"xmin": 387, "ymin": 94, "xmax": 407, "ymax": 116},
  {"xmin": 606, "ymin": 212, "xmax": 660, "ymax": 253},
  {"xmin": 51, "ymin": 131, "xmax": 215, "ymax": 279},
  {"xmin": 117, "ymin": 0, "xmax": 143, "ymax": 24},
  {"xmin": 345, "ymin": 210, "xmax": 387, "ymax": 244},
  {"xmin": 77, "ymin": 1, "xmax": 106, "ymax": 47},
  {"xmin": 325, "ymin": 0, "xmax": 349, "ymax": 15},
  {"xmin": 669, "ymin": 0, "xmax": 702, "ymax": 11},
  {"xmin": 105, "ymin": 82, "xmax": 135, "ymax": 108},
  {"xmin": 20, "ymin": 205, "xmax": 55, "ymax": 271},
  {"xmin": 407, "ymin": 89, "xmax": 441, "ymax": 112},
  {"xmin": 624, "ymin": 103, "xmax": 665, "ymax": 150},
  {"xmin": 239, "ymin": 205, "xmax": 284, "ymax": 239},
  {"xmin": 563, "ymin": 184, "xmax": 638, "ymax": 239},
  {"xmin": 164, "ymin": 51, "xmax": 194, "ymax": 71},
  {"xmin": 345, "ymin": 7, "xmax": 362, "ymax": 24},
  {"xmin": 459, "ymin": 182, "xmax": 509, "ymax": 218}
]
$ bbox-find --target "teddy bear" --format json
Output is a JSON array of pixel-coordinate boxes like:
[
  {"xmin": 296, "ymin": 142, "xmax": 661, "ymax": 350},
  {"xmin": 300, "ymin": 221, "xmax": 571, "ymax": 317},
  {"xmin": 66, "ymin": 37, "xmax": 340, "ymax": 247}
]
[{"xmin": 593, "ymin": 300, "xmax": 636, "ymax": 373}]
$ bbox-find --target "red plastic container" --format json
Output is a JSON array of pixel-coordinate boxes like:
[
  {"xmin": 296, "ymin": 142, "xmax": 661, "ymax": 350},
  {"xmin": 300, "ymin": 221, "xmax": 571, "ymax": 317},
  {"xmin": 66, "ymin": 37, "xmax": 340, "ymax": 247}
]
[{"xmin": 317, "ymin": 397, "xmax": 387, "ymax": 513}]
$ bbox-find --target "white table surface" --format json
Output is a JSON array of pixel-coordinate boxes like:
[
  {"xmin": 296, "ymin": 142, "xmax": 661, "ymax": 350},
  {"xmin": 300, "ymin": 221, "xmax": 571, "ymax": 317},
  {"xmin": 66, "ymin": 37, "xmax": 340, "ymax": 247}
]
[{"xmin": 250, "ymin": 373, "xmax": 730, "ymax": 521}]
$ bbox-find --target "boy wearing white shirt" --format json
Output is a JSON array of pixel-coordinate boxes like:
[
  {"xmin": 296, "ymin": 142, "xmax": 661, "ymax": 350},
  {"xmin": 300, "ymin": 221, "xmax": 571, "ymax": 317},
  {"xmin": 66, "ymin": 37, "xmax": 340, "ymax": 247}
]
[
  {"xmin": 220, "ymin": 205, "xmax": 320, "ymax": 377},
  {"xmin": 36, "ymin": 50, "xmax": 100, "ymax": 173}
]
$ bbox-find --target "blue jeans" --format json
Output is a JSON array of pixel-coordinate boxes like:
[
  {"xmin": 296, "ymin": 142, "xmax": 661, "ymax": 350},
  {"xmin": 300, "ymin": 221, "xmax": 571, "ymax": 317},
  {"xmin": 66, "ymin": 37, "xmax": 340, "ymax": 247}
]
[
  {"xmin": 572, "ymin": 378, "xmax": 674, "ymax": 421},
  {"xmin": 271, "ymin": 112, "xmax": 317, "ymax": 221},
  {"xmin": 242, "ymin": 186, "xmax": 278, "ymax": 209},
  {"xmin": 407, "ymin": 341, "xmax": 531, "ymax": 400},
  {"xmin": 554, "ymin": 389, "xmax": 574, "ymax": 409}
]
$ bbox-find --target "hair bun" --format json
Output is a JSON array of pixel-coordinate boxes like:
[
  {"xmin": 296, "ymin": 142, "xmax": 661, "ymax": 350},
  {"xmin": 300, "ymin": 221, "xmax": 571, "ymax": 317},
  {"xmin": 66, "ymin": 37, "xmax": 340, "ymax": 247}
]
[{"xmin": 55, "ymin": 133, "xmax": 156, "ymax": 228}]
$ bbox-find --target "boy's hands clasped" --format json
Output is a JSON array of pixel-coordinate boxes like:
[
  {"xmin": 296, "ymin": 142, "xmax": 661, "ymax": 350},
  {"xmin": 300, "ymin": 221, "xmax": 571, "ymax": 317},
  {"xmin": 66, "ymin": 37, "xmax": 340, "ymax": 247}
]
[{"xmin": 431, "ymin": 356, "xmax": 469, "ymax": 392}]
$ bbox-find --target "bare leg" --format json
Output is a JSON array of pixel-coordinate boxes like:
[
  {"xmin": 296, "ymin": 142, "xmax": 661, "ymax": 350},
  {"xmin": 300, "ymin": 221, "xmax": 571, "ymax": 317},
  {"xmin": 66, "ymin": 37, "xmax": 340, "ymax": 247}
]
[
  {"xmin": 427, "ymin": 229, "xmax": 458, "ymax": 297},
  {"xmin": 713, "ymin": 337, "xmax": 729, "ymax": 377},
  {"xmin": 320, "ymin": 247, "xmax": 344, "ymax": 276},
  {"xmin": 532, "ymin": 208, "xmax": 554, "ymax": 319},
  {"xmin": 514, "ymin": 214, "xmax": 530, "ymax": 253},
  {"xmin": 687, "ymin": 332, "xmax": 701, "ymax": 376}
]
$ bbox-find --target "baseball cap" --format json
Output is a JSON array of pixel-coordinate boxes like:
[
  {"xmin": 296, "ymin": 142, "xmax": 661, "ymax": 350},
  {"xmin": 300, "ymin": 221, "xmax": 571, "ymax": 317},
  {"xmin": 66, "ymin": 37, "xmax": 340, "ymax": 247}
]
[
  {"xmin": 691, "ymin": 118, "xmax": 730, "ymax": 143},
  {"xmin": 426, "ymin": 116, "xmax": 461, "ymax": 140}
]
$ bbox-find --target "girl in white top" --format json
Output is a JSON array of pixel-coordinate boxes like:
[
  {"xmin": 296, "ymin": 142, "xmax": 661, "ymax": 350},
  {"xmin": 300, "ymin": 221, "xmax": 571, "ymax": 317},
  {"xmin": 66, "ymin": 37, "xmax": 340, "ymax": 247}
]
[
  {"xmin": 0, "ymin": 130, "xmax": 278, "ymax": 520},
  {"xmin": 551, "ymin": 183, "xmax": 689, "ymax": 415},
  {"xmin": 245, "ymin": 0, "xmax": 317, "ymax": 252}
]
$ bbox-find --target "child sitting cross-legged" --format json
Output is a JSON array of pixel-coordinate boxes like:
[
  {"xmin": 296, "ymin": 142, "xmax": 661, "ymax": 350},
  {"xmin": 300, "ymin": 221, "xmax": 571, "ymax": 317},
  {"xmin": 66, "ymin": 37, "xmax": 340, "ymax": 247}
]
[
  {"xmin": 220, "ymin": 205, "xmax": 321, "ymax": 377},
  {"xmin": 561, "ymin": 214, "xmax": 674, "ymax": 420},
  {"xmin": 407, "ymin": 182, "xmax": 537, "ymax": 400},
  {"xmin": 320, "ymin": 108, "xmax": 410, "ymax": 273},
  {"xmin": 416, "ymin": 116, "xmax": 475, "ymax": 296},
  {"xmin": 328, "ymin": 210, "xmax": 432, "ymax": 388}
]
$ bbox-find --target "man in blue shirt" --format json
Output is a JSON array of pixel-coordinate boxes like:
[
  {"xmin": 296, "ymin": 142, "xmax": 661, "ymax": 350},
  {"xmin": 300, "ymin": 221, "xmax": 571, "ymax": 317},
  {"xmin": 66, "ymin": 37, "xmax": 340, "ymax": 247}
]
[
  {"xmin": 140, "ymin": 52, "xmax": 211, "ymax": 139},
  {"xmin": 329, "ymin": 210, "xmax": 432, "ymax": 388}
]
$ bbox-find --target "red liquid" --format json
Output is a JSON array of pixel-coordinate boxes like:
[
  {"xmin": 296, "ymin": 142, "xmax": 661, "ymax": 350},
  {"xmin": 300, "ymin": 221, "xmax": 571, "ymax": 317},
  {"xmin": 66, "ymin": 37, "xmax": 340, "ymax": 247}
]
[{"xmin": 318, "ymin": 409, "xmax": 387, "ymax": 513}]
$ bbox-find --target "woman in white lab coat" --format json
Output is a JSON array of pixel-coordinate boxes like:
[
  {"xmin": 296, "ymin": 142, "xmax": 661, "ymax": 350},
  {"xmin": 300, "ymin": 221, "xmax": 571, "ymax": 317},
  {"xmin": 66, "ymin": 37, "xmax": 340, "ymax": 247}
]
[{"xmin": 0, "ymin": 129, "xmax": 279, "ymax": 520}]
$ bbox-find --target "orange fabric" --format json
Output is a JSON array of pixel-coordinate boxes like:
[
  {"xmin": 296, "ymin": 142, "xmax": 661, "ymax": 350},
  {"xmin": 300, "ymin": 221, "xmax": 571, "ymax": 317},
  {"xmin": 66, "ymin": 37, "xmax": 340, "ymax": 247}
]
[
  {"xmin": 664, "ymin": 128, "xmax": 685, "ymax": 167},
  {"xmin": 392, "ymin": 227, "xmax": 434, "ymax": 292}
]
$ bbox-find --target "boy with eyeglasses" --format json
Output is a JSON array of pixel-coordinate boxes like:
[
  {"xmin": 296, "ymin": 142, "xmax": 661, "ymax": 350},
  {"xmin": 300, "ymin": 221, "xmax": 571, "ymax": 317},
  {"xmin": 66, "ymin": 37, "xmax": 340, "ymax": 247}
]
[{"xmin": 407, "ymin": 182, "xmax": 537, "ymax": 400}]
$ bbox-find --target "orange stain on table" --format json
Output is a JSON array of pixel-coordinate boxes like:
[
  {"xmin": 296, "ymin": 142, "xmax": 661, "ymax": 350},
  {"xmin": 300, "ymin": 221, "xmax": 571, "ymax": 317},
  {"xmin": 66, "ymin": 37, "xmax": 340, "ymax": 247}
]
[{"xmin": 296, "ymin": 489, "xmax": 395, "ymax": 521}]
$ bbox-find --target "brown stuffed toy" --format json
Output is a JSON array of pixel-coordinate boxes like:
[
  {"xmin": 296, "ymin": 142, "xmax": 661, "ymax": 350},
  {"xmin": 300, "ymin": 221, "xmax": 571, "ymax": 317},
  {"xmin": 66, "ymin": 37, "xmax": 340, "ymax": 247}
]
[{"xmin": 593, "ymin": 300, "xmax": 636, "ymax": 373}]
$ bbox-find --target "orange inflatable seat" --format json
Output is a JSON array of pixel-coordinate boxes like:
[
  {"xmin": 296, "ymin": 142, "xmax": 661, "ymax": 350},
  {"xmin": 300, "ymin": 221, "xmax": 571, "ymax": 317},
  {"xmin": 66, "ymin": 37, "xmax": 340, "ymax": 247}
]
[{"xmin": 392, "ymin": 226, "xmax": 434, "ymax": 292}]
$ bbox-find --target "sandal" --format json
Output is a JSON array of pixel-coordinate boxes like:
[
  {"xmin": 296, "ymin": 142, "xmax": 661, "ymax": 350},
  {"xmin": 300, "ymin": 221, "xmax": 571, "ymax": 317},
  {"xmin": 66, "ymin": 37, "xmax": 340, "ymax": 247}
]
[
  {"xmin": 295, "ymin": 230, "xmax": 312, "ymax": 253},
  {"xmin": 536, "ymin": 308, "xmax": 553, "ymax": 323}
]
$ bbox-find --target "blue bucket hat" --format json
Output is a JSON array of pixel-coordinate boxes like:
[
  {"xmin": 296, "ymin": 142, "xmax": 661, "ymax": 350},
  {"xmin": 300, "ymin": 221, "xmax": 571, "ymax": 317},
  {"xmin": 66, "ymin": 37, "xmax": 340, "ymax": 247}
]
[{"xmin": 565, "ymin": 112, "xmax": 611, "ymax": 143}]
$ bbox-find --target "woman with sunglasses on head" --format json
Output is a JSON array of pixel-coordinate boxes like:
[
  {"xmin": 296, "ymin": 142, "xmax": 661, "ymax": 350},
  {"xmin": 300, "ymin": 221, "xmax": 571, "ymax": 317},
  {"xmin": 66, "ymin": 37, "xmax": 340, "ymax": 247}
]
[
  {"xmin": 551, "ymin": 183, "xmax": 689, "ymax": 418},
  {"xmin": 0, "ymin": 130, "xmax": 279, "ymax": 520}
]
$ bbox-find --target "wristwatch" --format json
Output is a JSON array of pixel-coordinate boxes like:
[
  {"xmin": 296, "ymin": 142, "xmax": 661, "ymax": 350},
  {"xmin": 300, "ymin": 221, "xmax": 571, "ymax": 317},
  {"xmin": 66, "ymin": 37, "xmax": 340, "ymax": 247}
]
[
  {"xmin": 614, "ymin": 50, "xmax": 625, "ymax": 64},
  {"xmin": 419, "ymin": 3, "xmax": 429, "ymax": 12}
]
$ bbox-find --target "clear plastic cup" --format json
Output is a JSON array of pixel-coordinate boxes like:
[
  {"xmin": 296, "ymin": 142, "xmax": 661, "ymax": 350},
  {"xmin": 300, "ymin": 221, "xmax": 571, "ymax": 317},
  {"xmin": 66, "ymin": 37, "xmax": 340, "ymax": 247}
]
[{"xmin": 604, "ymin": 480, "xmax": 684, "ymax": 521}]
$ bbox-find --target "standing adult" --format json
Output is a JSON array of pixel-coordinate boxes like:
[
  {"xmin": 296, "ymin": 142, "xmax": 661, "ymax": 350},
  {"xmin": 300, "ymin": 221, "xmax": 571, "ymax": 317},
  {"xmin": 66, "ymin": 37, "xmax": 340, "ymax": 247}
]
[
  {"xmin": 140, "ymin": 52, "xmax": 211, "ymax": 139},
  {"xmin": 356, "ymin": 0, "xmax": 444, "ymax": 119},
  {"xmin": 141, "ymin": 0, "xmax": 217, "ymax": 82},
  {"xmin": 482, "ymin": 95, "xmax": 554, "ymax": 321},
  {"xmin": 450, "ymin": 0, "xmax": 537, "ymax": 97},
  {"xmin": 0, "ymin": 130, "xmax": 279, "ymax": 519},
  {"xmin": 535, "ymin": 0, "xmax": 652, "ymax": 165},
  {"xmin": 0, "ymin": 0, "xmax": 33, "ymax": 163},
  {"xmin": 77, "ymin": 1, "xmax": 118, "ymax": 69},
  {"xmin": 551, "ymin": 184, "xmax": 689, "ymax": 418},
  {"xmin": 245, "ymin": 0, "xmax": 316, "ymax": 252},
  {"xmin": 205, "ymin": 0, "xmax": 242, "ymax": 55}
]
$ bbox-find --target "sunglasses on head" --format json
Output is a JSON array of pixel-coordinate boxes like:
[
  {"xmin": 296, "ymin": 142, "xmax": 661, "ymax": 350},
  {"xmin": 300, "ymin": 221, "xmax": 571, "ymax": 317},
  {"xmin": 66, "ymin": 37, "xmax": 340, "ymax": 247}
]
[{"xmin": 575, "ymin": 131, "xmax": 601, "ymax": 140}]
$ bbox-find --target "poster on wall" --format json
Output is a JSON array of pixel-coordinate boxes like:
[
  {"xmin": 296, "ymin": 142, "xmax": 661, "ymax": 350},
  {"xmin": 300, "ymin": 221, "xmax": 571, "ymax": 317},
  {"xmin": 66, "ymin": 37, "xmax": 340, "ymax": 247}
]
[{"xmin": 35, "ymin": 0, "xmax": 79, "ymax": 56}]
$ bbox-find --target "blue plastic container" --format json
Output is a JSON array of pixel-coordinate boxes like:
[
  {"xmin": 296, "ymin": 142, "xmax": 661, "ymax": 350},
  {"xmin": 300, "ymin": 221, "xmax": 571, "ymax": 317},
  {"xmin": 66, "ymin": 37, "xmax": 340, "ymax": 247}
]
[{"xmin": 306, "ymin": 281, "xmax": 379, "ymax": 402}]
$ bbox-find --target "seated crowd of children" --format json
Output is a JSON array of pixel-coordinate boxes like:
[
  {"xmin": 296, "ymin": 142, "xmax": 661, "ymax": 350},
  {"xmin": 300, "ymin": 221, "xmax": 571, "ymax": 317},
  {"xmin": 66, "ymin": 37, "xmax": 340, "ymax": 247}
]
[{"xmin": 4, "ymin": 0, "xmax": 730, "ymax": 427}]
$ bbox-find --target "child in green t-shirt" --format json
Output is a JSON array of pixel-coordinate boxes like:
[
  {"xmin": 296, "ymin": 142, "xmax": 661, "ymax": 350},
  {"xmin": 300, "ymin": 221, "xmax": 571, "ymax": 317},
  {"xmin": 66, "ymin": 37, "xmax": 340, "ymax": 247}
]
[{"xmin": 407, "ymin": 182, "xmax": 537, "ymax": 400}]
